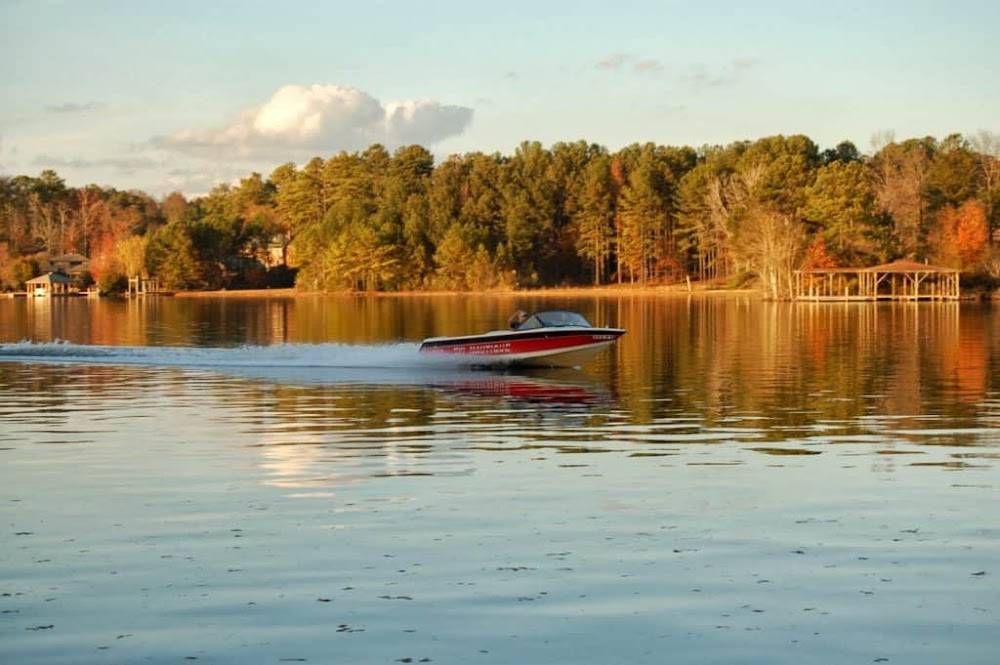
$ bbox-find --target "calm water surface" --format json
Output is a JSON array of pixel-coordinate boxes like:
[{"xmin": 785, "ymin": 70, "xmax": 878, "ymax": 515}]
[{"xmin": 1, "ymin": 295, "xmax": 998, "ymax": 664}]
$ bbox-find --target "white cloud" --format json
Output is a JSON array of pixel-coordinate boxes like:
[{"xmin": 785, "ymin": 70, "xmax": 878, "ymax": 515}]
[
  {"xmin": 681, "ymin": 60, "xmax": 754, "ymax": 90},
  {"xmin": 596, "ymin": 53, "xmax": 665, "ymax": 74},
  {"xmin": 596, "ymin": 53, "xmax": 630, "ymax": 70},
  {"xmin": 157, "ymin": 84, "xmax": 473, "ymax": 159},
  {"xmin": 45, "ymin": 102, "xmax": 105, "ymax": 114},
  {"xmin": 384, "ymin": 100, "xmax": 476, "ymax": 145},
  {"xmin": 596, "ymin": 53, "xmax": 754, "ymax": 83},
  {"xmin": 33, "ymin": 154, "xmax": 161, "ymax": 173},
  {"xmin": 160, "ymin": 164, "xmax": 251, "ymax": 199},
  {"xmin": 634, "ymin": 59, "xmax": 664, "ymax": 73}
]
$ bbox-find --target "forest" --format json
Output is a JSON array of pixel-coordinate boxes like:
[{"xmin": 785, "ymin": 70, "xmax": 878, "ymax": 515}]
[{"xmin": 2, "ymin": 132, "xmax": 999, "ymax": 299}]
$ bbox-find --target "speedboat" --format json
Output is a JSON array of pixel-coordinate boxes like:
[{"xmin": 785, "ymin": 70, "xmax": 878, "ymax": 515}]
[{"xmin": 419, "ymin": 310, "xmax": 625, "ymax": 368}]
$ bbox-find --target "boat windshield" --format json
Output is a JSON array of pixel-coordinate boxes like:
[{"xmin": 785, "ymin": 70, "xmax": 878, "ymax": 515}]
[{"xmin": 518, "ymin": 311, "xmax": 593, "ymax": 330}]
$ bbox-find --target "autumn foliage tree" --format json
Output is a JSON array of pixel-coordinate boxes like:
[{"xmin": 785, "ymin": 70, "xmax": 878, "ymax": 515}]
[
  {"xmin": 2, "ymin": 131, "xmax": 998, "ymax": 295},
  {"xmin": 929, "ymin": 200, "xmax": 989, "ymax": 270},
  {"xmin": 800, "ymin": 237, "xmax": 839, "ymax": 270}
]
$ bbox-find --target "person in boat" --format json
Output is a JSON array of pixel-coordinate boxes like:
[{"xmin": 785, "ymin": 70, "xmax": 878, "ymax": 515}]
[{"xmin": 508, "ymin": 309, "xmax": 528, "ymax": 329}]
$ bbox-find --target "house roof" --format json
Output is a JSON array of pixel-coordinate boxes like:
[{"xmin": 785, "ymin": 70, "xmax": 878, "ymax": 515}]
[{"xmin": 50, "ymin": 253, "xmax": 89, "ymax": 264}]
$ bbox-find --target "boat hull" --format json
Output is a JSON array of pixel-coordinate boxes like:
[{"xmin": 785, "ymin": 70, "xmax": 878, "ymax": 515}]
[{"xmin": 419, "ymin": 328, "xmax": 624, "ymax": 368}]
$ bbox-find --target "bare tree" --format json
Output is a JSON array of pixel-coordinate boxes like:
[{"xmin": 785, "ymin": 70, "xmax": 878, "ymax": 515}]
[
  {"xmin": 969, "ymin": 131, "xmax": 1000, "ymax": 239},
  {"xmin": 735, "ymin": 207, "xmax": 807, "ymax": 299},
  {"xmin": 702, "ymin": 162, "xmax": 767, "ymax": 278},
  {"xmin": 29, "ymin": 193, "xmax": 60, "ymax": 255},
  {"xmin": 698, "ymin": 156, "xmax": 806, "ymax": 295},
  {"xmin": 75, "ymin": 188, "xmax": 106, "ymax": 256},
  {"xmin": 869, "ymin": 129, "xmax": 896, "ymax": 154},
  {"xmin": 870, "ymin": 139, "xmax": 932, "ymax": 259}
]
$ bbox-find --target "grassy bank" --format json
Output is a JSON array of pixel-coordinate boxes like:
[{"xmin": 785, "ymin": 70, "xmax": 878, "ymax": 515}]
[{"xmin": 171, "ymin": 283, "xmax": 762, "ymax": 299}]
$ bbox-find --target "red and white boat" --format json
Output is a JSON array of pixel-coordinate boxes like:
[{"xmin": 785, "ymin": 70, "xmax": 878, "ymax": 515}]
[{"xmin": 419, "ymin": 310, "xmax": 624, "ymax": 368}]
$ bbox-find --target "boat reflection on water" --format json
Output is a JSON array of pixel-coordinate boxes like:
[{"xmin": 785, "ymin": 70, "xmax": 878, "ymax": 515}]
[
  {"xmin": 431, "ymin": 368, "xmax": 612, "ymax": 407},
  {"xmin": 221, "ymin": 363, "xmax": 615, "ymax": 410},
  {"xmin": 0, "ymin": 340, "xmax": 616, "ymax": 411}
]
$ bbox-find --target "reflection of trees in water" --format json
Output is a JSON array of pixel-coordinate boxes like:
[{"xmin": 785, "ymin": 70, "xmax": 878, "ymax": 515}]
[
  {"xmin": 5, "ymin": 295, "xmax": 997, "ymax": 455},
  {"xmin": 611, "ymin": 299, "xmax": 992, "ymax": 441},
  {"xmin": 0, "ymin": 362, "xmax": 160, "ymax": 403}
]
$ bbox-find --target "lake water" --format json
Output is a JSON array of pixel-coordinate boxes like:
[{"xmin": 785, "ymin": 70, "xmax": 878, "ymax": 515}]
[{"xmin": 1, "ymin": 294, "xmax": 998, "ymax": 664}]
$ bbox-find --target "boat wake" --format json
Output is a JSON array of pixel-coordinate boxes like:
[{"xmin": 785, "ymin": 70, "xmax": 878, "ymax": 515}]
[
  {"xmin": 0, "ymin": 341, "xmax": 613, "ymax": 407},
  {"xmin": 0, "ymin": 339, "xmax": 482, "ymax": 378},
  {"xmin": 0, "ymin": 340, "xmax": 605, "ymax": 393}
]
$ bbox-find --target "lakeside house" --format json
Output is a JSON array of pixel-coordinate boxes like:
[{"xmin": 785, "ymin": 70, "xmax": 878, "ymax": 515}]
[{"xmin": 42, "ymin": 253, "xmax": 91, "ymax": 277}]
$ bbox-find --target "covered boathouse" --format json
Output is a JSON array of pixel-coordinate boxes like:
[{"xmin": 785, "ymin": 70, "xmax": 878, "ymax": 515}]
[
  {"xmin": 793, "ymin": 260, "xmax": 960, "ymax": 301},
  {"xmin": 26, "ymin": 271, "xmax": 78, "ymax": 297}
]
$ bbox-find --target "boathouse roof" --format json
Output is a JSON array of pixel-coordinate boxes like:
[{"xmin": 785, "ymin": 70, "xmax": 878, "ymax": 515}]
[
  {"xmin": 864, "ymin": 260, "xmax": 958, "ymax": 274},
  {"xmin": 797, "ymin": 260, "xmax": 958, "ymax": 274},
  {"xmin": 26, "ymin": 272, "xmax": 76, "ymax": 285}
]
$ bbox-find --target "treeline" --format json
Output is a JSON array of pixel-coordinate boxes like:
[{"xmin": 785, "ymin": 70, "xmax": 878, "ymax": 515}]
[{"xmin": 2, "ymin": 132, "xmax": 999, "ymax": 298}]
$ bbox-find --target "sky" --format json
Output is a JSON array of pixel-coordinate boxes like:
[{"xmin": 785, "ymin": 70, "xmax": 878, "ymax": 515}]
[{"xmin": 1, "ymin": 0, "xmax": 998, "ymax": 198}]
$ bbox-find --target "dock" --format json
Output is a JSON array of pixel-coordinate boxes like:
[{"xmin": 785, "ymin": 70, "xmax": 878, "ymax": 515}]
[{"xmin": 793, "ymin": 260, "xmax": 960, "ymax": 301}]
